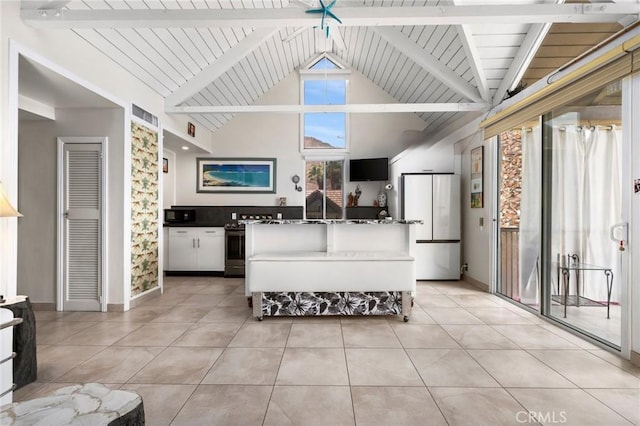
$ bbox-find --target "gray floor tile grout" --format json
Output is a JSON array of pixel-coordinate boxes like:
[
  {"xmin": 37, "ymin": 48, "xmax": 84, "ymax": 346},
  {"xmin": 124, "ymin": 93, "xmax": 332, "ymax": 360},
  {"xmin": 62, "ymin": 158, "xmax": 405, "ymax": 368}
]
[{"xmin": 22, "ymin": 278, "xmax": 639, "ymax": 425}]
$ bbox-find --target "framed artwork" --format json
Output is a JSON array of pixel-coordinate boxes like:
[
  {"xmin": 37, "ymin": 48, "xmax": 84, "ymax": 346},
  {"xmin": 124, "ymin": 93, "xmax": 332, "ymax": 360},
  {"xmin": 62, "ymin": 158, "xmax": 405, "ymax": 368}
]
[
  {"xmin": 162, "ymin": 158, "xmax": 168, "ymax": 173},
  {"xmin": 188, "ymin": 122, "xmax": 196, "ymax": 137},
  {"xmin": 471, "ymin": 146, "xmax": 483, "ymax": 208},
  {"xmin": 197, "ymin": 158, "xmax": 277, "ymax": 193}
]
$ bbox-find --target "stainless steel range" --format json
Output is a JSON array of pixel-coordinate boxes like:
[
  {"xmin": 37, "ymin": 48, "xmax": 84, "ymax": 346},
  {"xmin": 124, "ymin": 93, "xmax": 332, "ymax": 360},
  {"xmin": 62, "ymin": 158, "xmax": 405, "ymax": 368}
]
[
  {"xmin": 224, "ymin": 222, "xmax": 245, "ymax": 277},
  {"xmin": 224, "ymin": 214, "xmax": 272, "ymax": 277}
]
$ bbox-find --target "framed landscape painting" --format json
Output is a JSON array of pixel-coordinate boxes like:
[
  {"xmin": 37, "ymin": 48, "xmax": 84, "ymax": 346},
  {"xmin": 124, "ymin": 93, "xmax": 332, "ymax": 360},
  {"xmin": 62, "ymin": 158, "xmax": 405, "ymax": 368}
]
[{"xmin": 197, "ymin": 158, "xmax": 277, "ymax": 193}]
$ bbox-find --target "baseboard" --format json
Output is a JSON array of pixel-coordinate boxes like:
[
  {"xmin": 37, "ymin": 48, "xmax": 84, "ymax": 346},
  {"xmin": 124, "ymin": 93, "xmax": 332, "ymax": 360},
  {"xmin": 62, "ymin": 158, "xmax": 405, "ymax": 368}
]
[
  {"xmin": 107, "ymin": 303, "xmax": 124, "ymax": 312},
  {"xmin": 462, "ymin": 274, "xmax": 490, "ymax": 293},
  {"xmin": 631, "ymin": 350, "xmax": 640, "ymax": 367},
  {"xmin": 130, "ymin": 286, "xmax": 161, "ymax": 308},
  {"xmin": 31, "ymin": 302, "xmax": 55, "ymax": 311}
]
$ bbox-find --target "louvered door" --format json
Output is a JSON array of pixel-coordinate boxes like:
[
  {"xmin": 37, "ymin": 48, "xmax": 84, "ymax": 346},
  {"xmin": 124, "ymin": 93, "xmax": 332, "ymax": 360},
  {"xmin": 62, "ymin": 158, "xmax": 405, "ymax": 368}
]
[{"xmin": 62, "ymin": 142, "xmax": 102, "ymax": 311}]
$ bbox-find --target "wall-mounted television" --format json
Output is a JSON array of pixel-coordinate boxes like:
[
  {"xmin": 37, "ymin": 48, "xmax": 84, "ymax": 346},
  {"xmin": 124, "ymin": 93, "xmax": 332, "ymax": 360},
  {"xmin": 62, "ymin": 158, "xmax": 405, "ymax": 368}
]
[{"xmin": 349, "ymin": 157, "xmax": 389, "ymax": 181}]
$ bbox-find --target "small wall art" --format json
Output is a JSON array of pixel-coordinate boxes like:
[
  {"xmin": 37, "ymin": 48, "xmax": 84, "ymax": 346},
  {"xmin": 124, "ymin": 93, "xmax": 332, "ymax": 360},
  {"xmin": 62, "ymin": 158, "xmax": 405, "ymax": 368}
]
[
  {"xmin": 162, "ymin": 158, "xmax": 168, "ymax": 173},
  {"xmin": 471, "ymin": 146, "xmax": 483, "ymax": 208}
]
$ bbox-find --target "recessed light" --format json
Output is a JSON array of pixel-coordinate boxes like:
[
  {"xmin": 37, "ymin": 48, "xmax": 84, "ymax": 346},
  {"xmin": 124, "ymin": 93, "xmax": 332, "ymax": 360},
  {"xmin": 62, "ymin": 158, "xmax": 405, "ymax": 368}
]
[{"xmin": 181, "ymin": 146, "xmax": 189, "ymax": 150}]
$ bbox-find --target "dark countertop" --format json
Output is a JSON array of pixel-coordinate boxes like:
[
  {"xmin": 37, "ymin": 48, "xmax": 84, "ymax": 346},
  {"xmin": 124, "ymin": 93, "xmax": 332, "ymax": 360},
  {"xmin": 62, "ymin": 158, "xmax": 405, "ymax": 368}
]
[{"xmin": 240, "ymin": 219, "xmax": 423, "ymax": 225}]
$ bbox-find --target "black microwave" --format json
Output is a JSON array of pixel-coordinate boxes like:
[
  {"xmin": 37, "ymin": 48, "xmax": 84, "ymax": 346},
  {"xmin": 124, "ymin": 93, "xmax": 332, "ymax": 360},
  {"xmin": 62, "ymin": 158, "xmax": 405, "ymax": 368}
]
[{"xmin": 164, "ymin": 209, "xmax": 196, "ymax": 223}]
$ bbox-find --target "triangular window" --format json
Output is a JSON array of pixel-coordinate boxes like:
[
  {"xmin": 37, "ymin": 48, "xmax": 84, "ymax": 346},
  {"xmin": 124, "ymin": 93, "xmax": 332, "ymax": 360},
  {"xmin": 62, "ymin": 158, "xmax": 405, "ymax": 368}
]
[{"xmin": 310, "ymin": 57, "xmax": 340, "ymax": 70}]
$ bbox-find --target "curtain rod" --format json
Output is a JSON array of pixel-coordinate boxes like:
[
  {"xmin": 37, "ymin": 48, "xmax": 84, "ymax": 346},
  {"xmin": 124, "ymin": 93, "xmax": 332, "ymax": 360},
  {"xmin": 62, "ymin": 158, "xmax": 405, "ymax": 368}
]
[{"xmin": 523, "ymin": 125, "xmax": 617, "ymax": 132}]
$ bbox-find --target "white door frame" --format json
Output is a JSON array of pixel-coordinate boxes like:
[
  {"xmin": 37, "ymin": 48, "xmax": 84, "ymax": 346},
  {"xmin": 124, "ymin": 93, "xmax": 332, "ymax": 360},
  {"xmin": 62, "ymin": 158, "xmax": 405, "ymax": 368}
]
[
  {"xmin": 622, "ymin": 74, "xmax": 639, "ymax": 360},
  {"xmin": 57, "ymin": 137, "xmax": 108, "ymax": 312}
]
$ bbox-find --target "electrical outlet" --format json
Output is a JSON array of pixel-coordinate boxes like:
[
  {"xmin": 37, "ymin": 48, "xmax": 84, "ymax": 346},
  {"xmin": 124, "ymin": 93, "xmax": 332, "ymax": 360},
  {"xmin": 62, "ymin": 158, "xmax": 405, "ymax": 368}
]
[
  {"xmin": 231, "ymin": 212, "xmax": 237, "ymax": 220},
  {"xmin": 277, "ymin": 213, "xmax": 282, "ymax": 219}
]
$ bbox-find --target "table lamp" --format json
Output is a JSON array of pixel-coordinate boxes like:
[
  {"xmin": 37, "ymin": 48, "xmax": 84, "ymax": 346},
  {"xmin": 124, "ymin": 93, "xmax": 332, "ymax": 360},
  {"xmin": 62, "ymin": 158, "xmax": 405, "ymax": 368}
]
[{"xmin": 0, "ymin": 181, "xmax": 22, "ymax": 304}]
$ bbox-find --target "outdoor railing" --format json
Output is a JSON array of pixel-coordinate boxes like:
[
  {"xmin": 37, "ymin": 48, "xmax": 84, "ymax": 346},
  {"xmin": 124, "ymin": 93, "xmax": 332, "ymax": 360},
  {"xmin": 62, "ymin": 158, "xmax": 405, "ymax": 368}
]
[{"xmin": 499, "ymin": 227, "xmax": 519, "ymax": 300}]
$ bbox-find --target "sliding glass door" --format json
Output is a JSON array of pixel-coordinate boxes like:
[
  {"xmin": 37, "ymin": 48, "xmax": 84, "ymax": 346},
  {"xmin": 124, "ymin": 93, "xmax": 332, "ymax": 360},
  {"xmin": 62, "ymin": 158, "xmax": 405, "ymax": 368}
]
[
  {"xmin": 496, "ymin": 123, "xmax": 541, "ymax": 310},
  {"xmin": 542, "ymin": 80, "xmax": 627, "ymax": 348},
  {"xmin": 495, "ymin": 79, "xmax": 629, "ymax": 348}
]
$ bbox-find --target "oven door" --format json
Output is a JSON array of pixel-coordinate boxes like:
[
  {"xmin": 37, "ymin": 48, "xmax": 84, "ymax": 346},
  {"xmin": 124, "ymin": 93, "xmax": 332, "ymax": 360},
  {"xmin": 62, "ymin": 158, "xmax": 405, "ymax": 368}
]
[{"xmin": 224, "ymin": 229, "xmax": 245, "ymax": 277}]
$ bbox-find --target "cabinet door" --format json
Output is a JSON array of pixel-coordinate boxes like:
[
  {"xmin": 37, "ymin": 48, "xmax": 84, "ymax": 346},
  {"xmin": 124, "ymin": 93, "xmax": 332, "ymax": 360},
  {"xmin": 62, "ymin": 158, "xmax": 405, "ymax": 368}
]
[
  {"xmin": 402, "ymin": 174, "xmax": 433, "ymax": 241},
  {"xmin": 196, "ymin": 228, "xmax": 225, "ymax": 271},
  {"xmin": 433, "ymin": 174, "xmax": 460, "ymax": 240},
  {"xmin": 168, "ymin": 229, "xmax": 197, "ymax": 270},
  {"xmin": 414, "ymin": 242, "xmax": 461, "ymax": 280}
]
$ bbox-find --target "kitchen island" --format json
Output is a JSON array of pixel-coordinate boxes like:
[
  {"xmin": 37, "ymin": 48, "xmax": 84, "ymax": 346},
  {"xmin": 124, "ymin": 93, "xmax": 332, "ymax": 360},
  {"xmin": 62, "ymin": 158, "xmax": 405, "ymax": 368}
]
[{"xmin": 243, "ymin": 219, "xmax": 421, "ymax": 321}]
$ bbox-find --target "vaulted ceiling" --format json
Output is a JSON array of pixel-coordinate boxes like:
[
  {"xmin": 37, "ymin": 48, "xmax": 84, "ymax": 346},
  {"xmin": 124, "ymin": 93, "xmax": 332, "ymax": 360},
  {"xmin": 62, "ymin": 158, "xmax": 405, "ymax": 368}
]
[{"xmin": 21, "ymin": 0, "xmax": 639, "ymax": 138}]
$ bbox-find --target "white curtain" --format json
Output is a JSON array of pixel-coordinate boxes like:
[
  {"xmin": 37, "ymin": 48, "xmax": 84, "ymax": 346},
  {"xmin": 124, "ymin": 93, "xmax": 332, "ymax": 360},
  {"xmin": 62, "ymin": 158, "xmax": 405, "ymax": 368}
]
[
  {"xmin": 550, "ymin": 126, "xmax": 622, "ymax": 302},
  {"xmin": 519, "ymin": 127, "xmax": 541, "ymax": 305},
  {"xmin": 519, "ymin": 125, "xmax": 622, "ymax": 303}
]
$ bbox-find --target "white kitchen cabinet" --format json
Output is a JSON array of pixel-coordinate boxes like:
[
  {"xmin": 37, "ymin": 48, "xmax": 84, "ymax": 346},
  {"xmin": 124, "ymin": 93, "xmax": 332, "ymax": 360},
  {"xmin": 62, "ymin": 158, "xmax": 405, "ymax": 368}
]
[{"xmin": 168, "ymin": 227, "xmax": 224, "ymax": 271}]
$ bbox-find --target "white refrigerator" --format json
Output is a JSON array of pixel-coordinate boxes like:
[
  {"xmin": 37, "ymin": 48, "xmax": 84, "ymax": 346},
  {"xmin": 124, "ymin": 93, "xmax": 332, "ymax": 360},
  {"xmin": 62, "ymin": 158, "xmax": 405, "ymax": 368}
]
[{"xmin": 402, "ymin": 173, "xmax": 461, "ymax": 280}]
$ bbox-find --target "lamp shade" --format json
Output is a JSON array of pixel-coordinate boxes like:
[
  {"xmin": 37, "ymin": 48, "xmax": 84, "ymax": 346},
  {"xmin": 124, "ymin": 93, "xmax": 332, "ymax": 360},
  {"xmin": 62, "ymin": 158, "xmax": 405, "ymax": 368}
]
[{"xmin": 0, "ymin": 182, "xmax": 22, "ymax": 218}]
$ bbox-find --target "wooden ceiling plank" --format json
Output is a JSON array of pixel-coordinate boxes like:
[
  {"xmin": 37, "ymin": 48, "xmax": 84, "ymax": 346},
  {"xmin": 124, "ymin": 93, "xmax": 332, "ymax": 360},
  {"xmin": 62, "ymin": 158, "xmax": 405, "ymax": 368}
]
[
  {"xmin": 395, "ymin": 63, "xmax": 422, "ymax": 101},
  {"xmin": 255, "ymin": 44, "xmax": 277, "ymax": 89},
  {"xmin": 406, "ymin": 73, "xmax": 436, "ymax": 104},
  {"xmin": 374, "ymin": 26, "xmax": 484, "ymax": 103},
  {"xmin": 115, "ymin": 27, "xmax": 186, "ymax": 86},
  {"xmin": 329, "ymin": 27, "xmax": 347, "ymax": 54},
  {"xmin": 266, "ymin": 36, "xmax": 287, "ymax": 81},
  {"xmin": 371, "ymin": 41, "xmax": 393, "ymax": 85},
  {"xmin": 238, "ymin": 56, "xmax": 264, "ymax": 97},
  {"xmin": 72, "ymin": 28, "xmax": 172, "ymax": 95},
  {"xmin": 169, "ymin": 28, "xmax": 209, "ymax": 70},
  {"xmin": 386, "ymin": 55, "xmax": 412, "ymax": 99},
  {"xmin": 493, "ymin": 22, "xmax": 552, "ymax": 105},
  {"xmin": 165, "ymin": 27, "xmax": 278, "ymax": 106}
]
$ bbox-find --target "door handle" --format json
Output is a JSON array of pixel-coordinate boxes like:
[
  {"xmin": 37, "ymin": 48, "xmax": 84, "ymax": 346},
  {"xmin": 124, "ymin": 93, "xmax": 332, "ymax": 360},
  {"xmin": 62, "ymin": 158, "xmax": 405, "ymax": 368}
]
[
  {"xmin": 197, "ymin": 238, "xmax": 200, "ymax": 248},
  {"xmin": 610, "ymin": 222, "xmax": 628, "ymax": 243},
  {"xmin": 64, "ymin": 211, "xmax": 69, "ymax": 219},
  {"xmin": 192, "ymin": 238, "xmax": 195, "ymax": 248}
]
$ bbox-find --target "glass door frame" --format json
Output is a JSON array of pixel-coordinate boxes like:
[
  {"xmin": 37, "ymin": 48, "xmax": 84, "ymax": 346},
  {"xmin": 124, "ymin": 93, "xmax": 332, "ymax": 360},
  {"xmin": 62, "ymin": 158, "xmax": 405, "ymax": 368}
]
[
  {"xmin": 491, "ymin": 107, "xmax": 631, "ymax": 353},
  {"xmin": 492, "ymin": 125, "xmax": 542, "ymax": 315},
  {"xmin": 539, "ymin": 98, "xmax": 631, "ymax": 352}
]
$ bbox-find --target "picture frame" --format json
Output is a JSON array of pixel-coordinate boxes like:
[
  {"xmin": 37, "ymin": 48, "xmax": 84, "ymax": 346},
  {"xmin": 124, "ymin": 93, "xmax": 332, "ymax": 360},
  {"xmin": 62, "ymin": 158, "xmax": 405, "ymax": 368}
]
[
  {"xmin": 188, "ymin": 122, "xmax": 196, "ymax": 137},
  {"xmin": 162, "ymin": 158, "xmax": 168, "ymax": 173},
  {"xmin": 197, "ymin": 158, "xmax": 277, "ymax": 193},
  {"xmin": 471, "ymin": 146, "xmax": 483, "ymax": 208}
]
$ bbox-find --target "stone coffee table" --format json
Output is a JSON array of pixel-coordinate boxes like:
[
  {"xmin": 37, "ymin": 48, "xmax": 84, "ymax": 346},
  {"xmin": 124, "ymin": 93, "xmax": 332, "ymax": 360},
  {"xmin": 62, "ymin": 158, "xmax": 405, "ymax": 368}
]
[{"xmin": 0, "ymin": 383, "xmax": 144, "ymax": 425}]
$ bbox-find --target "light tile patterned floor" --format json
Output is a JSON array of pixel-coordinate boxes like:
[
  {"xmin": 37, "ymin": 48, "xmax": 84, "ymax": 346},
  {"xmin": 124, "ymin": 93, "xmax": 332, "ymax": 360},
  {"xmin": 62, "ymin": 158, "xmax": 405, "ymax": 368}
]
[{"xmin": 13, "ymin": 277, "xmax": 640, "ymax": 425}]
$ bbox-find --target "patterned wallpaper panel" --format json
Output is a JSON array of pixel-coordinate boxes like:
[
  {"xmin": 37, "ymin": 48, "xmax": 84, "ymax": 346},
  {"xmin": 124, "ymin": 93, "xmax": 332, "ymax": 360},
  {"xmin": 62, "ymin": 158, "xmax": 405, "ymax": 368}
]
[{"xmin": 130, "ymin": 121, "xmax": 159, "ymax": 296}]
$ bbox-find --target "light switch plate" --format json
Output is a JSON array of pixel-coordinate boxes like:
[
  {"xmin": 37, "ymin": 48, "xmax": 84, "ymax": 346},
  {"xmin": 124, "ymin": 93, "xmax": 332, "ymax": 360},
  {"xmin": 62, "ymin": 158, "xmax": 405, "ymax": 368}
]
[
  {"xmin": 231, "ymin": 212, "xmax": 237, "ymax": 220},
  {"xmin": 277, "ymin": 213, "xmax": 282, "ymax": 219}
]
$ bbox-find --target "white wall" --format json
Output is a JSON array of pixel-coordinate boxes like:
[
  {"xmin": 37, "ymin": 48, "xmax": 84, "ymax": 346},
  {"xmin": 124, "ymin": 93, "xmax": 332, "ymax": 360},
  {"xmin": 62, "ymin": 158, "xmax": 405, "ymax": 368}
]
[
  {"xmin": 459, "ymin": 133, "xmax": 494, "ymax": 287},
  {"xmin": 18, "ymin": 107, "xmax": 125, "ymax": 305},
  {"xmin": 0, "ymin": 1, "xmax": 214, "ymax": 299},
  {"xmin": 162, "ymin": 148, "xmax": 177, "ymax": 209},
  {"xmin": 172, "ymin": 70, "xmax": 426, "ymax": 209}
]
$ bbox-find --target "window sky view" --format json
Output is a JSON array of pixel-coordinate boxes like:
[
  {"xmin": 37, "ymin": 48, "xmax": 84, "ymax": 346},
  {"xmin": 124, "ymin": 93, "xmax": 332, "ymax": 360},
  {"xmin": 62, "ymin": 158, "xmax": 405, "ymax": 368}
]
[{"xmin": 304, "ymin": 78, "xmax": 346, "ymax": 148}]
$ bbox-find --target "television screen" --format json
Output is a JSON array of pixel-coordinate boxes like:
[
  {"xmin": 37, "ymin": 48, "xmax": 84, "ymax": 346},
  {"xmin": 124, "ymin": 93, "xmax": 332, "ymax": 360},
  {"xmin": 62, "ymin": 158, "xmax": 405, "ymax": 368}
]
[{"xmin": 349, "ymin": 157, "xmax": 389, "ymax": 181}]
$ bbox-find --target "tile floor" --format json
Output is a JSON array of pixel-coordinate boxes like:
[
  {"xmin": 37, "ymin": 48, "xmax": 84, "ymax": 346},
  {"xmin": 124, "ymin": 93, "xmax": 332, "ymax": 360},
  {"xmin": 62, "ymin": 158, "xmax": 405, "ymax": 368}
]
[{"xmin": 13, "ymin": 277, "xmax": 640, "ymax": 426}]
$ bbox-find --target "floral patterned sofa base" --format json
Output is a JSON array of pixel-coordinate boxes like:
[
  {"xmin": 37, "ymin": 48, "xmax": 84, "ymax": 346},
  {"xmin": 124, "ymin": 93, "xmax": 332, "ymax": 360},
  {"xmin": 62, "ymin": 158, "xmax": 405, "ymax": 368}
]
[{"xmin": 252, "ymin": 291, "xmax": 412, "ymax": 321}]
